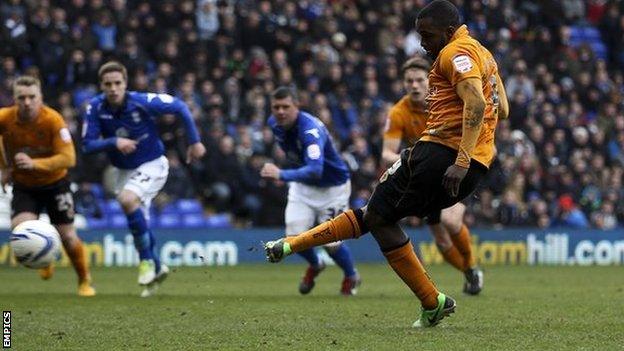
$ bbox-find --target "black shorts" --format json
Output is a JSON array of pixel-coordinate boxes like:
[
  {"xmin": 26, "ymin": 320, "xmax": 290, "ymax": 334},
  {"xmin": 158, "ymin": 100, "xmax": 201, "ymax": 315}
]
[
  {"xmin": 368, "ymin": 142, "xmax": 487, "ymax": 223},
  {"xmin": 12, "ymin": 178, "xmax": 75, "ymax": 225}
]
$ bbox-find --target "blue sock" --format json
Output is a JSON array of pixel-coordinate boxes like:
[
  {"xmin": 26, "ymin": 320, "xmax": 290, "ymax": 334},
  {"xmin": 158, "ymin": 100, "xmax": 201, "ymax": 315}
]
[
  {"xmin": 297, "ymin": 248, "xmax": 320, "ymax": 268},
  {"xmin": 148, "ymin": 229, "xmax": 161, "ymax": 273},
  {"xmin": 327, "ymin": 244, "xmax": 357, "ymax": 278},
  {"xmin": 126, "ymin": 208, "xmax": 153, "ymax": 261}
]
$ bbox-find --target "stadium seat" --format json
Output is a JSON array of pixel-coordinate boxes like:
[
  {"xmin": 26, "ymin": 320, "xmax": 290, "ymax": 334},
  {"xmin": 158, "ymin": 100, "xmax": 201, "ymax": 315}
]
[
  {"xmin": 89, "ymin": 183, "xmax": 105, "ymax": 199},
  {"xmin": 157, "ymin": 213, "xmax": 182, "ymax": 228},
  {"xmin": 182, "ymin": 213, "xmax": 205, "ymax": 228},
  {"xmin": 158, "ymin": 202, "xmax": 178, "ymax": 214},
  {"xmin": 86, "ymin": 216, "xmax": 108, "ymax": 229},
  {"xmin": 110, "ymin": 214, "xmax": 128, "ymax": 228},
  {"xmin": 205, "ymin": 214, "xmax": 232, "ymax": 228},
  {"xmin": 176, "ymin": 199, "xmax": 203, "ymax": 214},
  {"xmin": 103, "ymin": 199, "xmax": 123, "ymax": 214}
]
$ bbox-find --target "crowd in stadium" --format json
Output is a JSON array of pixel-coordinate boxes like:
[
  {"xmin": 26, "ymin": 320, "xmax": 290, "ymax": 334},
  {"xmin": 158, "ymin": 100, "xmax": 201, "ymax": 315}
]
[{"xmin": 0, "ymin": 0, "xmax": 623, "ymax": 229}]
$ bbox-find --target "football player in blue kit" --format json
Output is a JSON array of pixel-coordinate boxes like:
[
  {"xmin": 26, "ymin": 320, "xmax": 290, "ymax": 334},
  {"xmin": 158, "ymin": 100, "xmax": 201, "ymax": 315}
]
[
  {"xmin": 261, "ymin": 86, "xmax": 361, "ymax": 295},
  {"xmin": 82, "ymin": 61, "xmax": 206, "ymax": 297}
]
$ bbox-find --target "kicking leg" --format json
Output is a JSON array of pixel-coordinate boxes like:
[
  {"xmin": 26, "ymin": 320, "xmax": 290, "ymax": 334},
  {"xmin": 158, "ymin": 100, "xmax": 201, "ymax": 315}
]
[{"xmin": 264, "ymin": 208, "xmax": 367, "ymax": 262}]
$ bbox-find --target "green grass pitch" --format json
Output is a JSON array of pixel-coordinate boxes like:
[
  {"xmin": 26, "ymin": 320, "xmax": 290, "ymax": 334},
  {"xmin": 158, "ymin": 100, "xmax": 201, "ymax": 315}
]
[{"xmin": 1, "ymin": 264, "xmax": 623, "ymax": 350}]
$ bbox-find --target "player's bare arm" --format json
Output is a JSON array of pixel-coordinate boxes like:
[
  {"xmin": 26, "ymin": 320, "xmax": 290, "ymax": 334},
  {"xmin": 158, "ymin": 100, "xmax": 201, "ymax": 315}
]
[
  {"xmin": 382, "ymin": 137, "xmax": 401, "ymax": 165},
  {"xmin": 443, "ymin": 77, "xmax": 486, "ymax": 197}
]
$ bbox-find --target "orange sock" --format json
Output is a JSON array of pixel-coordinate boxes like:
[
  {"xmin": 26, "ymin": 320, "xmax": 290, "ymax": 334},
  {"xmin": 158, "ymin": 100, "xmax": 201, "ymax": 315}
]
[
  {"xmin": 450, "ymin": 224, "xmax": 476, "ymax": 271},
  {"xmin": 285, "ymin": 209, "xmax": 365, "ymax": 253},
  {"xmin": 440, "ymin": 245, "xmax": 465, "ymax": 272},
  {"xmin": 64, "ymin": 239, "xmax": 90, "ymax": 283},
  {"xmin": 384, "ymin": 241, "xmax": 439, "ymax": 309}
]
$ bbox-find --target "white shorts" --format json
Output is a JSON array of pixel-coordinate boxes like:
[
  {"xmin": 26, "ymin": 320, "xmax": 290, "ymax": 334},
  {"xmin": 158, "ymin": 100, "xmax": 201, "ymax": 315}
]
[
  {"xmin": 114, "ymin": 155, "xmax": 169, "ymax": 208},
  {"xmin": 285, "ymin": 181, "xmax": 351, "ymax": 235}
]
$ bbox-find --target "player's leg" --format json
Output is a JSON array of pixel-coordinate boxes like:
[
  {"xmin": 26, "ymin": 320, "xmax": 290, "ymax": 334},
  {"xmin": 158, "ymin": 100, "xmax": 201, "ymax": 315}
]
[
  {"xmin": 284, "ymin": 187, "xmax": 324, "ymax": 294},
  {"xmin": 55, "ymin": 224, "xmax": 96, "ymax": 296},
  {"xmin": 441, "ymin": 203, "xmax": 483, "ymax": 295},
  {"xmin": 116, "ymin": 156, "xmax": 169, "ymax": 288},
  {"xmin": 264, "ymin": 206, "xmax": 367, "ymax": 262},
  {"xmin": 118, "ymin": 189, "xmax": 157, "ymax": 283},
  {"xmin": 10, "ymin": 187, "xmax": 51, "ymax": 279},
  {"xmin": 426, "ymin": 211, "xmax": 465, "ymax": 271},
  {"xmin": 44, "ymin": 180, "xmax": 95, "ymax": 296}
]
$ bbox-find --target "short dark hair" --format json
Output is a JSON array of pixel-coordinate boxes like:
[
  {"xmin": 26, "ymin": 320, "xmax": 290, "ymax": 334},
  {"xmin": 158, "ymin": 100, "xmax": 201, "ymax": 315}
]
[
  {"xmin": 13, "ymin": 75, "xmax": 41, "ymax": 90},
  {"xmin": 98, "ymin": 61, "xmax": 128, "ymax": 81},
  {"xmin": 271, "ymin": 86, "xmax": 299, "ymax": 101},
  {"xmin": 417, "ymin": 0, "xmax": 460, "ymax": 28},
  {"xmin": 401, "ymin": 57, "xmax": 431, "ymax": 76}
]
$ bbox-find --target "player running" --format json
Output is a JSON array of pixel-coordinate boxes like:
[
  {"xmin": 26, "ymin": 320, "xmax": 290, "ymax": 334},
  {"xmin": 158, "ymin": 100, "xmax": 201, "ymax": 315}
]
[
  {"xmin": 82, "ymin": 62, "xmax": 206, "ymax": 297},
  {"xmin": 0, "ymin": 76, "xmax": 95, "ymax": 296},
  {"xmin": 261, "ymin": 86, "xmax": 360, "ymax": 296},
  {"xmin": 264, "ymin": 0, "xmax": 508, "ymax": 327},
  {"xmin": 383, "ymin": 56, "xmax": 492, "ymax": 295}
]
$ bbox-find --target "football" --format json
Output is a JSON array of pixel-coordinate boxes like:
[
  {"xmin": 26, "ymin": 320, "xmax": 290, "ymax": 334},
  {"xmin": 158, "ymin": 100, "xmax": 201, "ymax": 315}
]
[{"xmin": 10, "ymin": 220, "xmax": 61, "ymax": 269}]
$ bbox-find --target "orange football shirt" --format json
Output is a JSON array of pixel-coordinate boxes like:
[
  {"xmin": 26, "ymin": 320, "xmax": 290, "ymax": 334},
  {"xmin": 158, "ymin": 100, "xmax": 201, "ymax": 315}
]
[
  {"xmin": 0, "ymin": 105, "xmax": 75, "ymax": 187},
  {"xmin": 421, "ymin": 25, "xmax": 501, "ymax": 168},
  {"xmin": 384, "ymin": 95, "xmax": 428, "ymax": 146}
]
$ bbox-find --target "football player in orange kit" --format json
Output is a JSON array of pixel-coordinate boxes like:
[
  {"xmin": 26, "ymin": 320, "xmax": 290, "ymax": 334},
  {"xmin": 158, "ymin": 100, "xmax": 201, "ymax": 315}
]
[
  {"xmin": 383, "ymin": 57, "xmax": 488, "ymax": 295},
  {"xmin": 0, "ymin": 76, "xmax": 95, "ymax": 296},
  {"xmin": 265, "ymin": 0, "xmax": 508, "ymax": 327}
]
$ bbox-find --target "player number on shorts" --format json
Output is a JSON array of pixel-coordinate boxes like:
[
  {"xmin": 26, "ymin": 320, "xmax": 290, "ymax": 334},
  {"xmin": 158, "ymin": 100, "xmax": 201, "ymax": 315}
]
[
  {"xmin": 130, "ymin": 172, "xmax": 151, "ymax": 183},
  {"xmin": 320, "ymin": 205, "xmax": 347, "ymax": 222},
  {"xmin": 55, "ymin": 192, "xmax": 74, "ymax": 212}
]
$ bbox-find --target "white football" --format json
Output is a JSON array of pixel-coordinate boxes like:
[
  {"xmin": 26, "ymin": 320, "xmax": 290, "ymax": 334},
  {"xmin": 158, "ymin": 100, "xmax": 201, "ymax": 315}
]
[{"xmin": 10, "ymin": 220, "xmax": 61, "ymax": 269}]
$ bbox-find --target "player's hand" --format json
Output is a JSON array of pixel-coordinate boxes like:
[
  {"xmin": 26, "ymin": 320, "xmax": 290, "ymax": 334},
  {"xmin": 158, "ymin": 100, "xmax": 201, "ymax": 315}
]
[
  {"xmin": 116, "ymin": 138, "xmax": 138, "ymax": 155},
  {"xmin": 0, "ymin": 169, "xmax": 11, "ymax": 193},
  {"xmin": 442, "ymin": 164, "xmax": 468, "ymax": 198},
  {"xmin": 260, "ymin": 163, "xmax": 281, "ymax": 180},
  {"xmin": 186, "ymin": 142, "xmax": 206, "ymax": 164},
  {"xmin": 14, "ymin": 152, "xmax": 34, "ymax": 170}
]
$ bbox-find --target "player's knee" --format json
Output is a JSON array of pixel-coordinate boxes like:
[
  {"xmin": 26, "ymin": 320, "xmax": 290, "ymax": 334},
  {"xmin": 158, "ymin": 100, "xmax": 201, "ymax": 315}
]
[
  {"xmin": 362, "ymin": 207, "xmax": 387, "ymax": 231},
  {"xmin": 56, "ymin": 225, "xmax": 79, "ymax": 246},
  {"xmin": 117, "ymin": 192, "xmax": 140, "ymax": 213},
  {"xmin": 442, "ymin": 215, "xmax": 463, "ymax": 235},
  {"xmin": 433, "ymin": 232, "xmax": 452, "ymax": 250},
  {"xmin": 323, "ymin": 242, "xmax": 341, "ymax": 254}
]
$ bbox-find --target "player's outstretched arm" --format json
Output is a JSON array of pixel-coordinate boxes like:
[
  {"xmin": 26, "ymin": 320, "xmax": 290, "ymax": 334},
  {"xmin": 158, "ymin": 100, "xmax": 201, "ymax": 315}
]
[
  {"xmin": 81, "ymin": 102, "xmax": 118, "ymax": 154},
  {"xmin": 142, "ymin": 93, "xmax": 202, "ymax": 150}
]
